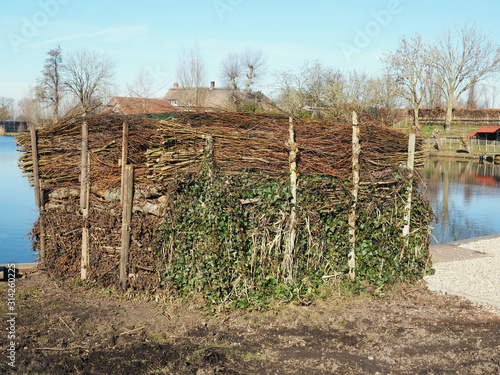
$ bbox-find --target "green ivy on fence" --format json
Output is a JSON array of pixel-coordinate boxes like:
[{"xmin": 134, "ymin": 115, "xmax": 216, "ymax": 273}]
[{"xmin": 155, "ymin": 166, "xmax": 434, "ymax": 308}]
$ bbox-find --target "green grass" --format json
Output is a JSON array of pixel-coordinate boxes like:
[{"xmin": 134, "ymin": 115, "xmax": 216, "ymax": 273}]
[
  {"xmin": 394, "ymin": 120, "xmax": 483, "ymax": 138},
  {"xmin": 420, "ymin": 125, "xmax": 482, "ymax": 138}
]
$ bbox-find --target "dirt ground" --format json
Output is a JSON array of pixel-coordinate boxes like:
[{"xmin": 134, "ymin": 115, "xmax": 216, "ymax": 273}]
[{"xmin": 2, "ymin": 272, "xmax": 500, "ymax": 375}]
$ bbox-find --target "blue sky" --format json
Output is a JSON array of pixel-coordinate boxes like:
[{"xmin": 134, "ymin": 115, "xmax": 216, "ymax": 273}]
[{"xmin": 1, "ymin": 0, "xmax": 500, "ymax": 103}]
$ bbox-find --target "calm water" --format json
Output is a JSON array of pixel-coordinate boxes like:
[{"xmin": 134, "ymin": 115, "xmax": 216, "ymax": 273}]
[
  {"xmin": 424, "ymin": 159, "xmax": 500, "ymax": 244},
  {"xmin": 0, "ymin": 136, "xmax": 37, "ymax": 263}
]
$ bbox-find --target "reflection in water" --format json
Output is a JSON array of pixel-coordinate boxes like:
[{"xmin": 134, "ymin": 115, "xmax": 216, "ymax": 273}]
[
  {"xmin": 423, "ymin": 159, "xmax": 500, "ymax": 244},
  {"xmin": 0, "ymin": 136, "xmax": 37, "ymax": 263}
]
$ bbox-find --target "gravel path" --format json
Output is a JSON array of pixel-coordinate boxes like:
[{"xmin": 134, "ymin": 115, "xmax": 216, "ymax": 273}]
[{"xmin": 425, "ymin": 235, "xmax": 500, "ymax": 314}]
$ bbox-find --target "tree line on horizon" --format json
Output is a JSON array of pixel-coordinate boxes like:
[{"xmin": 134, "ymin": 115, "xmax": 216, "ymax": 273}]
[{"xmin": 2, "ymin": 22, "xmax": 499, "ymax": 133}]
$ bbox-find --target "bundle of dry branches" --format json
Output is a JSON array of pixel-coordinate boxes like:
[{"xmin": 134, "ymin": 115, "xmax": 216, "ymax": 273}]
[
  {"xmin": 17, "ymin": 114, "xmax": 159, "ymax": 190},
  {"xmin": 17, "ymin": 111, "xmax": 424, "ymax": 191},
  {"xmin": 147, "ymin": 112, "xmax": 424, "ymax": 183}
]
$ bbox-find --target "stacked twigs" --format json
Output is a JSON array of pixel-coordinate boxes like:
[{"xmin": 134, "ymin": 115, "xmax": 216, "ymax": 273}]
[
  {"xmin": 17, "ymin": 114, "xmax": 159, "ymax": 190},
  {"xmin": 146, "ymin": 112, "xmax": 425, "ymax": 183},
  {"xmin": 17, "ymin": 111, "xmax": 423, "ymax": 191}
]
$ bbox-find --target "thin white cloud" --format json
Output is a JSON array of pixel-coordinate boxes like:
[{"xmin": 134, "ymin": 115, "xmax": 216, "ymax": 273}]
[{"xmin": 24, "ymin": 24, "xmax": 149, "ymax": 49}]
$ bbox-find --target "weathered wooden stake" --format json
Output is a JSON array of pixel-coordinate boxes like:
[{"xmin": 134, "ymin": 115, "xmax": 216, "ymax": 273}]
[
  {"xmin": 120, "ymin": 121, "xmax": 129, "ymax": 203},
  {"xmin": 204, "ymin": 135, "xmax": 214, "ymax": 178},
  {"xmin": 402, "ymin": 133, "xmax": 416, "ymax": 241},
  {"xmin": 120, "ymin": 164, "xmax": 134, "ymax": 290},
  {"xmin": 30, "ymin": 125, "xmax": 46, "ymax": 262},
  {"xmin": 81, "ymin": 120, "xmax": 90, "ymax": 280},
  {"xmin": 348, "ymin": 112, "xmax": 360, "ymax": 281},
  {"xmin": 284, "ymin": 116, "xmax": 298, "ymax": 284}
]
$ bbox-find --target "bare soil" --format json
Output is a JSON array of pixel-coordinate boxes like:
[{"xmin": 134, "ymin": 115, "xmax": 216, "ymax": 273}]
[{"xmin": 2, "ymin": 272, "xmax": 500, "ymax": 375}]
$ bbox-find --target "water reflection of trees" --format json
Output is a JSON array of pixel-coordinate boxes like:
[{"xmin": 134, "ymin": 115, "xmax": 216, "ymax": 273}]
[
  {"xmin": 423, "ymin": 159, "xmax": 500, "ymax": 243},
  {"xmin": 425, "ymin": 159, "xmax": 500, "ymax": 186}
]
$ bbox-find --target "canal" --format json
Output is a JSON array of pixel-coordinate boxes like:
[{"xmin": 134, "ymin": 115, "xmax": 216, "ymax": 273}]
[
  {"xmin": 423, "ymin": 158, "xmax": 500, "ymax": 244},
  {"xmin": 0, "ymin": 136, "xmax": 37, "ymax": 263}
]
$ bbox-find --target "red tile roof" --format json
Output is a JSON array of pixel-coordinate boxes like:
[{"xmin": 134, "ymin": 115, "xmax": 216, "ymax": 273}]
[
  {"xmin": 468, "ymin": 126, "xmax": 500, "ymax": 137},
  {"xmin": 102, "ymin": 97, "xmax": 176, "ymax": 115}
]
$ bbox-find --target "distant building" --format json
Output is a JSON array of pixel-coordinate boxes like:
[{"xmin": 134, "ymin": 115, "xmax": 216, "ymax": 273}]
[
  {"xmin": 100, "ymin": 97, "xmax": 176, "ymax": 115},
  {"xmin": 468, "ymin": 126, "xmax": 500, "ymax": 141},
  {"xmin": 0, "ymin": 121, "xmax": 27, "ymax": 132},
  {"xmin": 164, "ymin": 81, "xmax": 273, "ymax": 111}
]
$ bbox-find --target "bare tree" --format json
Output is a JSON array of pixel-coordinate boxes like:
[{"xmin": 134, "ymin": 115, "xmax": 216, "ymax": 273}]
[
  {"xmin": 176, "ymin": 43, "xmax": 206, "ymax": 107},
  {"xmin": 16, "ymin": 87, "xmax": 53, "ymax": 126},
  {"xmin": 422, "ymin": 70, "xmax": 444, "ymax": 108},
  {"xmin": 63, "ymin": 49, "xmax": 116, "ymax": 114},
  {"xmin": 430, "ymin": 23, "xmax": 500, "ymax": 131},
  {"xmin": 17, "ymin": 96, "xmax": 36, "ymax": 123},
  {"xmin": 220, "ymin": 52, "xmax": 242, "ymax": 90},
  {"xmin": 465, "ymin": 83, "xmax": 479, "ymax": 109},
  {"xmin": 371, "ymin": 73, "xmax": 403, "ymax": 125},
  {"xmin": 0, "ymin": 97, "xmax": 14, "ymax": 120},
  {"xmin": 341, "ymin": 70, "xmax": 382, "ymax": 113},
  {"xmin": 272, "ymin": 69, "xmax": 304, "ymax": 114},
  {"xmin": 273, "ymin": 60, "xmax": 344, "ymax": 118},
  {"xmin": 35, "ymin": 44, "xmax": 64, "ymax": 123},
  {"xmin": 128, "ymin": 68, "xmax": 155, "ymax": 98},
  {"xmin": 382, "ymin": 33, "xmax": 431, "ymax": 134},
  {"xmin": 479, "ymin": 83, "xmax": 499, "ymax": 109},
  {"xmin": 241, "ymin": 47, "xmax": 265, "ymax": 98}
]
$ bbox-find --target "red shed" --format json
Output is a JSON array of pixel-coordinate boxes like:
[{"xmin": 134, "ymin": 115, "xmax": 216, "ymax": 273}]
[{"xmin": 468, "ymin": 126, "xmax": 500, "ymax": 141}]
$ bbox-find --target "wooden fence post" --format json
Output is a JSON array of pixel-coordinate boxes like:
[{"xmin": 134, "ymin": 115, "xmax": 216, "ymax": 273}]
[
  {"xmin": 402, "ymin": 133, "xmax": 416, "ymax": 241},
  {"xmin": 81, "ymin": 120, "xmax": 90, "ymax": 280},
  {"xmin": 30, "ymin": 125, "xmax": 46, "ymax": 262},
  {"xmin": 348, "ymin": 112, "xmax": 360, "ymax": 281},
  {"xmin": 204, "ymin": 135, "xmax": 214, "ymax": 178},
  {"xmin": 284, "ymin": 116, "xmax": 298, "ymax": 284},
  {"xmin": 120, "ymin": 164, "xmax": 134, "ymax": 290},
  {"xmin": 120, "ymin": 121, "xmax": 128, "ymax": 203}
]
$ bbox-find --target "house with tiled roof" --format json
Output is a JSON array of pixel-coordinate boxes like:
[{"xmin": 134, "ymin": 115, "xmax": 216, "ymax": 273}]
[
  {"xmin": 164, "ymin": 81, "xmax": 273, "ymax": 111},
  {"xmin": 101, "ymin": 97, "xmax": 176, "ymax": 115}
]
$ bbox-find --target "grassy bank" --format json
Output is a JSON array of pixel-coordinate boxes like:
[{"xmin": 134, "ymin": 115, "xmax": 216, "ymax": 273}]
[
  {"xmin": 394, "ymin": 122, "xmax": 497, "ymax": 158},
  {"xmin": 394, "ymin": 121, "xmax": 482, "ymax": 138}
]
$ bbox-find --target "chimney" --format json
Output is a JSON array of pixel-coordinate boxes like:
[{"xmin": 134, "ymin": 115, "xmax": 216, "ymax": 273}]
[
  {"xmin": 173, "ymin": 82, "xmax": 179, "ymax": 88},
  {"xmin": 210, "ymin": 81, "xmax": 215, "ymax": 89}
]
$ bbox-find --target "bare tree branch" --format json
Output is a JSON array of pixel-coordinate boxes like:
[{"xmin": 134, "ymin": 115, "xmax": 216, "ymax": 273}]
[
  {"xmin": 35, "ymin": 44, "xmax": 64, "ymax": 123},
  {"xmin": 220, "ymin": 52, "xmax": 242, "ymax": 90},
  {"xmin": 128, "ymin": 68, "xmax": 155, "ymax": 99},
  {"xmin": 429, "ymin": 23, "xmax": 500, "ymax": 130},
  {"xmin": 382, "ymin": 33, "xmax": 432, "ymax": 133},
  {"xmin": 176, "ymin": 43, "xmax": 207, "ymax": 108},
  {"xmin": 63, "ymin": 49, "xmax": 116, "ymax": 114},
  {"xmin": 242, "ymin": 47, "xmax": 265, "ymax": 98}
]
